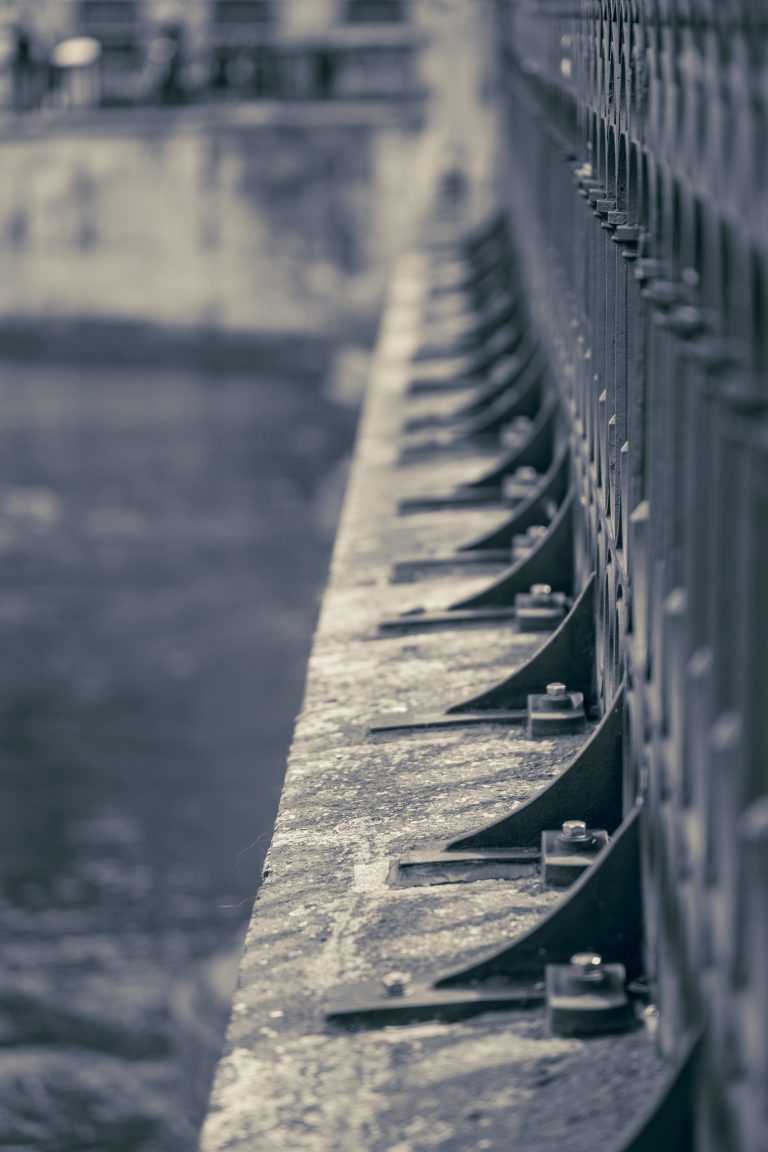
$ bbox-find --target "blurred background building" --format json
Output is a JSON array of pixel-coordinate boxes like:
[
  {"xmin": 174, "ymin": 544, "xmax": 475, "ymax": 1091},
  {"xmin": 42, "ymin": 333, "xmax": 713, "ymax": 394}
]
[{"xmin": 0, "ymin": 0, "xmax": 422, "ymax": 107}]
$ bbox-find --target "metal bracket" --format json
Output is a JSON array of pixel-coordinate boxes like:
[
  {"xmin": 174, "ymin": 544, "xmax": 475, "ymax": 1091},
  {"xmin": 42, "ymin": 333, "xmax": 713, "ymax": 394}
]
[
  {"xmin": 393, "ymin": 685, "xmax": 623, "ymax": 881},
  {"xmin": 402, "ymin": 337, "xmax": 540, "ymax": 436},
  {"xmin": 612, "ymin": 1033, "xmax": 701, "ymax": 1152},
  {"xmin": 370, "ymin": 567, "xmax": 594, "ymax": 731},
  {"xmin": 406, "ymin": 358, "xmax": 483, "ymax": 397},
  {"xmin": 389, "ymin": 447, "xmax": 569, "ymax": 581},
  {"xmin": 515, "ymin": 585, "xmax": 569, "ymax": 631},
  {"xmin": 455, "ymin": 336, "xmax": 541, "ymax": 420},
  {"xmin": 406, "ymin": 326, "xmax": 523, "ymax": 399},
  {"xmin": 396, "ymin": 486, "xmax": 521, "ymax": 517},
  {"xmin": 541, "ymin": 824, "xmax": 610, "ymax": 886},
  {"xmin": 458, "ymin": 389, "xmax": 559, "ymax": 487},
  {"xmin": 412, "ymin": 296, "xmax": 522, "ymax": 364},
  {"xmin": 325, "ymin": 808, "xmax": 642, "ymax": 1028},
  {"xmin": 528, "ymin": 684, "xmax": 587, "ymax": 736},
  {"xmin": 378, "ymin": 490, "xmax": 575, "ymax": 636},
  {"xmin": 458, "ymin": 445, "xmax": 570, "ymax": 551},
  {"xmin": 398, "ymin": 380, "xmax": 556, "ymax": 468},
  {"xmin": 546, "ymin": 956, "xmax": 635, "ymax": 1035}
]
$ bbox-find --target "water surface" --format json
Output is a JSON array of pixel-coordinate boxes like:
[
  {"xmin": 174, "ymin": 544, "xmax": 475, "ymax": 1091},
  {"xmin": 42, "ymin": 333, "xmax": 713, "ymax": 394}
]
[{"xmin": 0, "ymin": 356, "xmax": 357, "ymax": 1150}]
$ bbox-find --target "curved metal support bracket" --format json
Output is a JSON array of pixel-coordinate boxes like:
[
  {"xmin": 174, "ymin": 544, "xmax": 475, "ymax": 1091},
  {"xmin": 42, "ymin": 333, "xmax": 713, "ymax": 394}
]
[
  {"xmin": 394, "ymin": 684, "xmax": 624, "ymax": 881},
  {"xmin": 326, "ymin": 808, "xmax": 643, "ymax": 1028},
  {"xmin": 458, "ymin": 444, "xmax": 570, "ymax": 550},
  {"xmin": 448, "ymin": 568, "xmax": 594, "ymax": 710},
  {"xmin": 453, "ymin": 683, "xmax": 623, "ymax": 846},
  {"xmin": 402, "ymin": 333, "xmax": 537, "ymax": 435},
  {"xmin": 399, "ymin": 356, "xmax": 548, "ymax": 463},
  {"xmin": 369, "ymin": 570, "xmax": 594, "ymax": 731},
  {"xmin": 612, "ymin": 1033, "xmax": 700, "ymax": 1152},
  {"xmin": 411, "ymin": 299, "xmax": 525, "ymax": 373},
  {"xmin": 398, "ymin": 360, "xmax": 549, "ymax": 486},
  {"xmin": 455, "ymin": 334, "xmax": 540, "ymax": 419},
  {"xmin": 389, "ymin": 449, "xmax": 568, "ymax": 579},
  {"xmin": 378, "ymin": 491, "xmax": 574, "ymax": 634},
  {"xmin": 463, "ymin": 390, "xmax": 559, "ymax": 487},
  {"xmin": 406, "ymin": 325, "xmax": 521, "ymax": 399},
  {"xmin": 437, "ymin": 805, "xmax": 643, "ymax": 986},
  {"xmin": 450, "ymin": 489, "xmax": 574, "ymax": 609}
]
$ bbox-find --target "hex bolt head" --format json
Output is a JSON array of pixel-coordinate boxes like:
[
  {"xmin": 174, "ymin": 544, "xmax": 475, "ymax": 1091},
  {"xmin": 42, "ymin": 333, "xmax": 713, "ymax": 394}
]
[
  {"xmin": 570, "ymin": 952, "xmax": 605, "ymax": 981},
  {"xmin": 546, "ymin": 682, "xmax": 568, "ymax": 698},
  {"xmin": 526, "ymin": 525, "xmax": 548, "ymax": 539},
  {"xmin": 530, "ymin": 583, "xmax": 552, "ymax": 597},
  {"xmin": 561, "ymin": 819, "xmax": 589, "ymax": 841},
  {"xmin": 381, "ymin": 972, "xmax": 409, "ymax": 997}
]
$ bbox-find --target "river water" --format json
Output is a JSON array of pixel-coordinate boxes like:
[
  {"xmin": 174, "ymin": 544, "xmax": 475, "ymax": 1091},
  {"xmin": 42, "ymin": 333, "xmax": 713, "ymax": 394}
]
[{"xmin": 0, "ymin": 353, "xmax": 359, "ymax": 1149}]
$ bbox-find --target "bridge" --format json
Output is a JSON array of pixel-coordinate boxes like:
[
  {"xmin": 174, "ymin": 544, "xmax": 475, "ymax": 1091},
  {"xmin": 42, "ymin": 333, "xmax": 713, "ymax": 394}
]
[{"xmin": 201, "ymin": 2, "xmax": 768, "ymax": 1149}]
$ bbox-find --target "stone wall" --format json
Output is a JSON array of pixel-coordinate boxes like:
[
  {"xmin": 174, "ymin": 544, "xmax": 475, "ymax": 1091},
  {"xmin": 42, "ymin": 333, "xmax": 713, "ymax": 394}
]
[{"xmin": 0, "ymin": 106, "xmax": 431, "ymax": 342}]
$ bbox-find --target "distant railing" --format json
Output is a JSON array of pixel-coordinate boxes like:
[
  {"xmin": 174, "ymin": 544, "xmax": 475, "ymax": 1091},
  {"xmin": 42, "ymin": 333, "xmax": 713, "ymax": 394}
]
[
  {"xmin": 0, "ymin": 1, "xmax": 422, "ymax": 111},
  {"xmin": 495, "ymin": 0, "xmax": 768, "ymax": 1145}
]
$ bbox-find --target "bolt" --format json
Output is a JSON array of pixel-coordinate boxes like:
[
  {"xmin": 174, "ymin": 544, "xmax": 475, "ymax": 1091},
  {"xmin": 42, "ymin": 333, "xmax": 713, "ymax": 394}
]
[
  {"xmin": 526, "ymin": 525, "xmax": 548, "ymax": 539},
  {"xmin": 511, "ymin": 416, "xmax": 532, "ymax": 430},
  {"xmin": 514, "ymin": 466, "xmax": 539, "ymax": 481},
  {"xmin": 570, "ymin": 952, "xmax": 605, "ymax": 982},
  {"xmin": 543, "ymin": 682, "xmax": 573, "ymax": 711},
  {"xmin": 381, "ymin": 971, "xmax": 409, "ymax": 997},
  {"xmin": 530, "ymin": 583, "xmax": 552, "ymax": 597},
  {"xmin": 561, "ymin": 819, "xmax": 591, "ymax": 842},
  {"xmin": 546, "ymin": 682, "xmax": 568, "ymax": 698}
]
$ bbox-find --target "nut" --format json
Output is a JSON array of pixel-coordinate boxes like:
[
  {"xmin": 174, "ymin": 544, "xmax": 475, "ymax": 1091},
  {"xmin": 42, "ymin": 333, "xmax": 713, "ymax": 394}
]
[
  {"xmin": 561, "ymin": 819, "xmax": 590, "ymax": 842},
  {"xmin": 381, "ymin": 971, "xmax": 409, "ymax": 997},
  {"xmin": 546, "ymin": 682, "xmax": 568, "ymax": 698},
  {"xmin": 570, "ymin": 953, "xmax": 605, "ymax": 982},
  {"xmin": 543, "ymin": 682, "xmax": 574, "ymax": 710}
]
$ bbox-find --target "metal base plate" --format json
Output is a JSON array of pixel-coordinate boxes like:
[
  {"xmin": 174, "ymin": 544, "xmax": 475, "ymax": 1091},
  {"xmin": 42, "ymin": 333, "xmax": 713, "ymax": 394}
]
[
  {"xmin": 393, "ymin": 845, "xmax": 540, "ymax": 886},
  {"xmin": 391, "ymin": 550, "xmax": 511, "ymax": 582},
  {"xmin": 326, "ymin": 980, "xmax": 545, "ymax": 1029},
  {"xmin": 397, "ymin": 490, "xmax": 506, "ymax": 514},
  {"xmin": 378, "ymin": 606, "xmax": 518, "ymax": 634},
  {"xmin": 368, "ymin": 708, "xmax": 526, "ymax": 734}
]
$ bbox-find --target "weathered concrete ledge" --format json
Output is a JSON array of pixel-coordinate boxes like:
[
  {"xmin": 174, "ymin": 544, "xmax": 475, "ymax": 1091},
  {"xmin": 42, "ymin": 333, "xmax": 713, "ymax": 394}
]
[{"xmin": 200, "ymin": 250, "xmax": 665, "ymax": 1152}]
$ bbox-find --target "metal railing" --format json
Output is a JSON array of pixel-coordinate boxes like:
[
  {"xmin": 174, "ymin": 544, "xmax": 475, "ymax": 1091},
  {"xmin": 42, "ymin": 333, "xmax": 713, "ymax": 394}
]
[
  {"xmin": 315, "ymin": 2, "xmax": 767, "ymax": 1145},
  {"xmin": 0, "ymin": 0, "xmax": 419, "ymax": 110},
  {"xmin": 494, "ymin": 0, "xmax": 767, "ymax": 1146}
]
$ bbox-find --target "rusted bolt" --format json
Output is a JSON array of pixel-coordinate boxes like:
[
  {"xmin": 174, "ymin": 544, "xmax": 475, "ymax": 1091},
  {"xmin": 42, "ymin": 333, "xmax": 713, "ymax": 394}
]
[
  {"xmin": 561, "ymin": 819, "xmax": 590, "ymax": 842},
  {"xmin": 381, "ymin": 972, "xmax": 409, "ymax": 997}
]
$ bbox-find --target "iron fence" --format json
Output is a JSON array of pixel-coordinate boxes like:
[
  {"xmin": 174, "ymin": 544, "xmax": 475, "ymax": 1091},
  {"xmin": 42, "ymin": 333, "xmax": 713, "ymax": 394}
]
[
  {"xmin": 496, "ymin": 1, "xmax": 768, "ymax": 1145},
  {"xmin": 0, "ymin": 0, "xmax": 419, "ymax": 110}
]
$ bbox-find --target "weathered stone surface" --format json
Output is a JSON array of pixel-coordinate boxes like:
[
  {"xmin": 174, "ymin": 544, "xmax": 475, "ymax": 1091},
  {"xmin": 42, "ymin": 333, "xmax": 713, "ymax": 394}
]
[{"xmin": 200, "ymin": 256, "xmax": 666, "ymax": 1151}]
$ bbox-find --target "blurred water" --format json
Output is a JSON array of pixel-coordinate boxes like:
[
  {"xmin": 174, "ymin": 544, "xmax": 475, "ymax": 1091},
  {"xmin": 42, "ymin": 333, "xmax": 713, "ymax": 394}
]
[{"xmin": 0, "ymin": 354, "xmax": 359, "ymax": 1150}]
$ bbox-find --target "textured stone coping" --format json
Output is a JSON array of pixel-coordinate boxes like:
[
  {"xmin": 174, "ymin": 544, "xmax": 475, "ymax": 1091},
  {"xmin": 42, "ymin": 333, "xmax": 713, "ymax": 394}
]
[{"xmin": 201, "ymin": 253, "xmax": 665, "ymax": 1152}]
